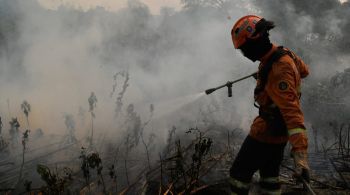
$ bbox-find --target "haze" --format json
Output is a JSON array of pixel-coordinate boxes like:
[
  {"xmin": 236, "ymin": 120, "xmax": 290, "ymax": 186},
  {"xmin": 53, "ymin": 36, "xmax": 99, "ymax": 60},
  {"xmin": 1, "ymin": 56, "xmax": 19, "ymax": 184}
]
[{"xmin": 37, "ymin": 0, "xmax": 182, "ymax": 13}]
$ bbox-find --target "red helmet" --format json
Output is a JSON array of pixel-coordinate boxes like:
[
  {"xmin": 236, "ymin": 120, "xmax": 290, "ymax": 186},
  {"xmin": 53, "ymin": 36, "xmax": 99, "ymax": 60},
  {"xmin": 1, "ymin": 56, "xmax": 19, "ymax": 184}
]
[{"xmin": 231, "ymin": 15, "xmax": 263, "ymax": 49}]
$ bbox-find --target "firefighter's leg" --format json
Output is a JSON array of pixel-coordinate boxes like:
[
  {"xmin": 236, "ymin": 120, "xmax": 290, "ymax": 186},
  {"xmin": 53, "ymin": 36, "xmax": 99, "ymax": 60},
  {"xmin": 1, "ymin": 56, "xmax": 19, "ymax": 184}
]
[
  {"xmin": 230, "ymin": 136, "xmax": 264, "ymax": 195},
  {"xmin": 259, "ymin": 143, "xmax": 286, "ymax": 195}
]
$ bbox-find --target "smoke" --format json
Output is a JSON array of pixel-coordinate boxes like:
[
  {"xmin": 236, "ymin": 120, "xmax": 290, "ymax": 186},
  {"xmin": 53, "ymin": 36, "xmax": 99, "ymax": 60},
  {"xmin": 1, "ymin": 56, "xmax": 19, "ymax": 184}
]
[
  {"xmin": 1, "ymin": 0, "xmax": 348, "ymax": 145},
  {"xmin": 250, "ymin": 0, "xmax": 350, "ymax": 78},
  {"xmin": 0, "ymin": 0, "xmax": 256, "ymax": 143},
  {"xmin": 0, "ymin": 0, "xmax": 349, "ymax": 190}
]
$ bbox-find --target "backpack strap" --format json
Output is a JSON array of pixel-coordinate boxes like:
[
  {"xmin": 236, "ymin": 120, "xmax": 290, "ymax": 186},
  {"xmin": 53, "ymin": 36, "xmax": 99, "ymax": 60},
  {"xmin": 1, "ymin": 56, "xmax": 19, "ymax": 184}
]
[{"xmin": 254, "ymin": 46, "xmax": 288, "ymax": 96}]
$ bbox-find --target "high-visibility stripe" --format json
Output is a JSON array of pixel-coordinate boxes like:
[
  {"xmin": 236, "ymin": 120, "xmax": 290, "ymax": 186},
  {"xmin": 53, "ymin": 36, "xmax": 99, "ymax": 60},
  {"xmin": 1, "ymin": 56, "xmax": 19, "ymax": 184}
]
[
  {"xmin": 260, "ymin": 177, "xmax": 279, "ymax": 183},
  {"xmin": 260, "ymin": 188, "xmax": 281, "ymax": 195},
  {"xmin": 229, "ymin": 177, "xmax": 250, "ymax": 189},
  {"xmin": 288, "ymin": 128, "xmax": 305, "ymax": 136}
]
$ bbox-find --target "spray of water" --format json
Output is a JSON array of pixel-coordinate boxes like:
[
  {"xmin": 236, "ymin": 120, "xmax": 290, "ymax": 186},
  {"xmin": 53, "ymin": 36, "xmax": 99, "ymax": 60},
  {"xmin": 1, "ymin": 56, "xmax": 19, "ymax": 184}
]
[{"xmin": 151, "ymin": 92, "xmax": 206, "ymax": 119}]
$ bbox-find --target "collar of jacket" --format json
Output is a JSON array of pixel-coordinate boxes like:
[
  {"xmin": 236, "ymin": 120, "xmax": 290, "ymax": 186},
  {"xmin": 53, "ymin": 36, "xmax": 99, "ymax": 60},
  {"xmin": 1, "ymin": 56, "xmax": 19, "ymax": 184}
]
[{"xmin": 259, "ymin": 44, "xmax": 278, "ymax": 66}]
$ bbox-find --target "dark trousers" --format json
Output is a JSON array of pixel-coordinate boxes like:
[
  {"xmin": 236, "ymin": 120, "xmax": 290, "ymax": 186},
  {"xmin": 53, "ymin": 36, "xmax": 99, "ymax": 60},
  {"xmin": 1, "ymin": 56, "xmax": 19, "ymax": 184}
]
[{"xmin": 229, "ymin": 135, "xmax": 286, "ymax": 195}]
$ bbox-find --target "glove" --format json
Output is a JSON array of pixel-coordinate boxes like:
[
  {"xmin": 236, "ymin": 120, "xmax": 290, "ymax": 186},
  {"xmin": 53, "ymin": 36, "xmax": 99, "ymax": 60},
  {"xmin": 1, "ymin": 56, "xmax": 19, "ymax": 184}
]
[{"xmin": 292, "ymin": 151, "xmax": 310, "ymax": 183}]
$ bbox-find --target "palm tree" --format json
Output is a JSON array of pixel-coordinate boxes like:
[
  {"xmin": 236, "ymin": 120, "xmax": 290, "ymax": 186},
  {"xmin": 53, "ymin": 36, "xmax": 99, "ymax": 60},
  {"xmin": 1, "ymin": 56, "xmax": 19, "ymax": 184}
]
[
  {"xmin": 21, "ymin": 100, "xmax": 31, "ymax": 128},
  {"xmin": 88, "ymin": 92, "xmax": 97, "ymax": 149}
]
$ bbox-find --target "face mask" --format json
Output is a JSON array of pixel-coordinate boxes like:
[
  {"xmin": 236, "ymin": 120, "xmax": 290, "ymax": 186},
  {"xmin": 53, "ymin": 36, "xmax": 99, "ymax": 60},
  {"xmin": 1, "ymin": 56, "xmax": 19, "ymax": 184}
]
[
  {"xmin": 239, "ymin": 35, "xmax": 272, "ymax": 62},
  {"xmin": 240, "ymin": 43, "xmax": 259, "ymax": 62}
]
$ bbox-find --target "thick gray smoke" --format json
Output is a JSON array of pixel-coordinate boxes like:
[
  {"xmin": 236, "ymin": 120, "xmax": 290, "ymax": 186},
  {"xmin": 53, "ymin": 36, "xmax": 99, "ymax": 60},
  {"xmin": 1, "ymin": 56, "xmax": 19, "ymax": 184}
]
[
  {"xmin": 0, "ymin": 0, "xmax": 257, "ymax": 144},
  {"xmin": 0, "ymin": 0, "xmax": 348, "ymax": 144},
  {"xmin": 251, "ymin": 0, "xmax": 350, "ymax": 78},
  {"xmin": 1, "ymin": 0, "xmax": 349, "ymax": 191}
]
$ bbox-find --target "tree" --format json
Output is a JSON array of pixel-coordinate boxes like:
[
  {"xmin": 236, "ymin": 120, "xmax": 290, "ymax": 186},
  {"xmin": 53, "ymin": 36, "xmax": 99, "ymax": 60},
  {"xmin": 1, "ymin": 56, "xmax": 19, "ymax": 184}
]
[
  {"xmin": 21, "ymin": 100, "xmax": 31, "ymax": 128},
  {"xmin": 9, "ymin": 117, "xmax": 20, "ymax": 146},
  {"xmin": 88, "ymin": 92, "xmax": 97, "ymax": 112},
  {"xmin": 111, "ymin": 71, "xmax": 129, "ymax": 118},
  {"xmin": 88, "ymin": 92, "xmax": 97, "ymax": 149},
  {"xmin": 63, "ymin": 114, "xmax": 77, "ymax": 145},
  {"xmin": 0, "ymin": 116, "xmax": 2, "ymax": 135}
]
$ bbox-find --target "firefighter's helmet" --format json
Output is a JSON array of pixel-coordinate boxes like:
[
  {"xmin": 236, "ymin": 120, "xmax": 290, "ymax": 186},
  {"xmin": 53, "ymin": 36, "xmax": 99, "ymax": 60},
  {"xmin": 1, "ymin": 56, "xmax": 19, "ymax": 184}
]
[{"xmin": 231, "ymin": 15, "xmax": 263, "ymax": 49}]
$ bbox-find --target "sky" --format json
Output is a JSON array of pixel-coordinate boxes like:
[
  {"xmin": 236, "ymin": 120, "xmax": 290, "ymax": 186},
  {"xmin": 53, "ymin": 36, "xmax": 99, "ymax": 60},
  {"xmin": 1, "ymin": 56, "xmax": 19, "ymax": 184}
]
[{"xmin": 37, "ymin": 0, "xmax": 182, "ymax": 14}]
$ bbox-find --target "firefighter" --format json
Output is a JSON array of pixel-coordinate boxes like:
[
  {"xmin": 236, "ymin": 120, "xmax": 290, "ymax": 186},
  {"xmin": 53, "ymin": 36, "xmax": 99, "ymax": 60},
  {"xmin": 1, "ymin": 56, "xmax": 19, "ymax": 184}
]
[{"xmin": 229, "ymin": 15, "xmax": 310, "ymax": 194}]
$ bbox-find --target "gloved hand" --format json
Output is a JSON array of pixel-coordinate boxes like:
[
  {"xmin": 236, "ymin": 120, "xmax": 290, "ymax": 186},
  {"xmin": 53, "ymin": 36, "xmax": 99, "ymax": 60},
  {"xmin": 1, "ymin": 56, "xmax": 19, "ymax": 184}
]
[{"xmin": 292, "ymin": 151, "xmax": 310, "ymax": 183}]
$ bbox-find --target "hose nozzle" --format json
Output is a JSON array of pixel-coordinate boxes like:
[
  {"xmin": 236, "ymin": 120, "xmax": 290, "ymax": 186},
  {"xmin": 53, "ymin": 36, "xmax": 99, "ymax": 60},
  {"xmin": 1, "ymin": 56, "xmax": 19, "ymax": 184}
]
[
  {"xmin": 204, "ymin": 72, "xmax": 256, "ymax": 96},
  {"xmin": 205, "ymin": 88, "xmax": 216, "ymax": 95}
]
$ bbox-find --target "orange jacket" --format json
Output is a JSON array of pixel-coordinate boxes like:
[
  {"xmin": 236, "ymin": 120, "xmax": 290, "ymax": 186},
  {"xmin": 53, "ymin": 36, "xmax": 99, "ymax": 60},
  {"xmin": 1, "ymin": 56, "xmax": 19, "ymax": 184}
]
[{"xmin": 249, "ymin": 45, "xmax": 309, "ymax": 152}]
